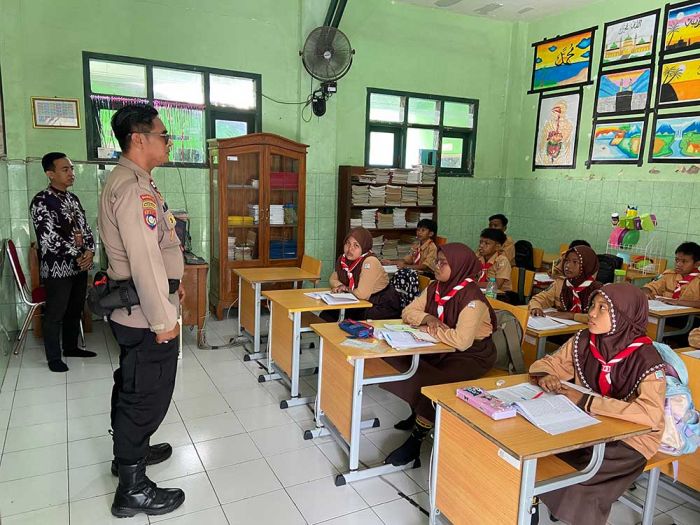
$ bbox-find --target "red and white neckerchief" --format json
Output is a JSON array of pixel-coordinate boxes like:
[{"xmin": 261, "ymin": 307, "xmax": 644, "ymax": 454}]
[
  {"xmin": 565, "ymin": 276, "xmax": 595, "ymax": 313},
  {"xmin": 672, "ymin": 269, "xmax": 700, "ymax": 299},
  {"xmin": 434, "ymin": 279, "xmax": 473, "ymax": 321},
  {"xmin": 340, "ymin": 253, "xmax": 368, "ymax": 290},
  {"xmin": 588, "ymin": 334, "xmax": 652, "ymax": 396},
  {"xmin": 413, "ymin": 245, "xmax": 421, "ymax": 265},
  {"xmin": 479, "ymin": 262, "xmax": 493, "ymax": 283}
]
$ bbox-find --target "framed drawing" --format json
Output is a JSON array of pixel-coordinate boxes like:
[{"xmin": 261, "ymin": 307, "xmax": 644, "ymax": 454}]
[
  {"xmin": 533, "ymin": 89, "xmax": 583, "ymax": 170},
  {"xmin": 649, "ymin": 111, "xmax": 700, "ymax": 162},
  {"xmin": 31, "ymin": 97, "xmax": 81, "ymax": 129},
  {"xmin": 530, "ymin": 27, "xmax": 596, "ymax": 93},
  {"xmin": 662, "ymin": 0, "xmax": 700, "ymax": 55},
  {"xmin": 601, "ymin": 10, "xmax": 660, "ymax": 66},
  {"xmin": 588, "ymin": 117, "xmax": 648, "ymax": 165},
  {"xmin": 594, "ymin": 65, "xmax": 653, "ymax": 116},
  {"xmin": 657, "ymin": 54, "xmax": 700, "ymax": 108}
]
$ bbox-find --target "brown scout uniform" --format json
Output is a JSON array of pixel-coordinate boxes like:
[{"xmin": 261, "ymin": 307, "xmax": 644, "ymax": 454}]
[
  {"xmin": 402, "ymin": 239, "xmax": 438, "ymax": 273},
  {"xmin": 528, "ymin": 278, "xmax": 591, "ymax": 323},
  {"xmin": 643, "ymin": 270, "xmax": 700, "ymax": 301},
  {"xmin": 329, "ymin": 256, "xmax": 388, "ymax": 300},
  {"xmin": 99, "ymin": 156, "xmax": 183, "ymax": 333},
  {"xmin": 478, "ymin": 252, "xmax": 512, "ymax": 292}
]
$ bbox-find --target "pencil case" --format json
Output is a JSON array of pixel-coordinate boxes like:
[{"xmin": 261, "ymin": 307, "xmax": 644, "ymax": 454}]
[
  {"xmin": 456, "ymin": 387, "xmax": 517, "ymax": 420},
  {"xmin": 339, "ymin": 319, "xmax": 374, "ymax": 339}
]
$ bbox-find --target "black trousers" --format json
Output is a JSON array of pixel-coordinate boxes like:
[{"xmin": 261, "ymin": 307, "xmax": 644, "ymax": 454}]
[
  {"xmin": 42, "ymin": 272, "xmax": 88, "ymax": 362},
  {"xmin": 109, "ymin": 321, "xmax": 178, "ymax": 464}
]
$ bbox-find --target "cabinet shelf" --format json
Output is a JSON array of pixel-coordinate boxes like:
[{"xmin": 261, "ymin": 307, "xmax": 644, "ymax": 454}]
[{"xmin": 226, "ymin": 184, "xmax": 258, "ymax": 189}]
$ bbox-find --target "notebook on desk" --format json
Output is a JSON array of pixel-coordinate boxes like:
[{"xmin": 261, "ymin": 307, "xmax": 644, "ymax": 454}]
[{"xmin": 304, "ymin": 291, "xmax": 360, "ymax": 305}]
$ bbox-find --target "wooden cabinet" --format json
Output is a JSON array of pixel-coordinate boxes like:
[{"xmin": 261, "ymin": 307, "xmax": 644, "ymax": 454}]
[
  {"xmin": 181, "ymin": 263, "xmax": 208, "ymax": 345},
  {"xmin": 208, "ymin": 133, "xmax": 308, "ymax": 319}
]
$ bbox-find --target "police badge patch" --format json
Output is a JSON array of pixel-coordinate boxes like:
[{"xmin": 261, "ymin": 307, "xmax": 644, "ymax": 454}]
[{"xmin": 141, "ymin": 195, "xmax": 158, "ymax": 230}]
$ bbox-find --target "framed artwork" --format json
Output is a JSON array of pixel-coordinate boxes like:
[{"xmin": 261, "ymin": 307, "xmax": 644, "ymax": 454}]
[
  {"xmin": 533, "ymin": 89, "xmax": 583, "ymax": 170},
  {"xmin": 31, "ymin": 97, "xmax": 81, "ymax": 129},
  {"xmin": 594, "ymin": 65, "xmax": 653, "ymax": 116},
  {"xmin": 530, "ymin": 27, "xmax": 596, "ymax": 93},
  {"xmin": 657, "ymin": 54, "xmax": 700, "ymax": 108},
  {"xmin": 601, "ymin": 10, "xmax": 660, "ymax": 66},
  {"xmin": 648, "ymin": 111, "xmax": 700, "ymax": 162},
  {"xmin": 662, "ymin": 0, "xmax": 700, "ymax": 55},
  {"xmin": 588, "ymin": 117, "xmax": 648, "ymax": 165}
]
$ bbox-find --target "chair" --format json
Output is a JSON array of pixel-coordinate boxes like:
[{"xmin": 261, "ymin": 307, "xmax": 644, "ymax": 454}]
[
  {"xmin": 301, "ymin": 255, "xmax": 322, "ymax": 287},
  {"xmin": 435, "ymin": 236, "xmax": 447, "ymax": 246},
  {"xmin": 418, "ymin": 274, "xmax": 432, "ymax": 292},
  {"xmin": 485, "ymin": 298, "xmax": 529, "ymax": 376},
  {"xmin": 558, "ymin": 243, "xmax": 569, "ymax": 255},
  {"xmin": 532, "ymin": 247, "xmax": 544, "ymax": 270},
  {"xmin": 509, "ymin": 266, "xmax": 536, "ymax": 305},
  {"xmin": 487, "ymin": 298, "xmax": 528, "ymax": 343}
]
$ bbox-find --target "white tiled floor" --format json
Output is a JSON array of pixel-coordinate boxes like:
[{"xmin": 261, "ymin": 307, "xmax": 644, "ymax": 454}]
[{"xmin": 1, "ymin": 318, "xmax": 698, "ymax": 524}]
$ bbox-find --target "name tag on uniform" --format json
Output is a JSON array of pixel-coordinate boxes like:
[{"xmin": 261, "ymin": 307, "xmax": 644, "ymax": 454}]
[
  {"xmin": 363, "ymin": 263, "xmax": 371, "ymax": 269},
  {"xmin": 467, "ymin": 301, "xmax": 477, "ymax": 308}
]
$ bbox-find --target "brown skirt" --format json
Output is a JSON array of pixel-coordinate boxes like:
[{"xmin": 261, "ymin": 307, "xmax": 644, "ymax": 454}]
[
  {"xmin": 380, "ymin": 337, "xmax": 496, "ymax": 422},
  {"xmin": 540, "ymin": 441, "xmax": 646, "ymax": 525}
]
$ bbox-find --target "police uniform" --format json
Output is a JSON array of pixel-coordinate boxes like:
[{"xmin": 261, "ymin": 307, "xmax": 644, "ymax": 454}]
[{"xmin": 99, "ymin": 156, "xmax": 183, "ymax": 464}]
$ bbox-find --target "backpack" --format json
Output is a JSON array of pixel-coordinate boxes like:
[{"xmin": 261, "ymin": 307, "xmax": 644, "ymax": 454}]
[
  {"xmin": 390, "ymin": 268, "xmax": 420, "ymax": 309},
  {"xmin": 596, "ymin": 254, "xmax": 623, "ymax": 284},
  {"xmin": 514, "ymin": 240, "xmax": 535, "ymax": 271},
  {"xmin": 490, "ymin": 310, "xmax": 526, "ymax": 374},
  {"xmin": 653, "ymin": 342, "xmax": 700, "ymax": 456}
]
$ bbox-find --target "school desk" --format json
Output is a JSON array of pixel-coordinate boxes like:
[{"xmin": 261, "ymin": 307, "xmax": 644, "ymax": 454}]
[
  {"xmin": 517, "ymin": 306, "xmax": 586, "ymax": 365},
  {"xmin": 259, "ymin": 288, "xmax": 372, "ymax": 409},
  {"xmin": 646, "ymin": 306, "xmax": 700, "ymax": 342},
  {"xmin": 304, "ymin": 321, "xmax": 454, "ymax": 485},
  {"xmin": 422, "ymin": 375, "xmax": 651, "ymax": 525},
  {"xmin": 233, "ymin": 266, "xmax": 321, "ymax": 361}
]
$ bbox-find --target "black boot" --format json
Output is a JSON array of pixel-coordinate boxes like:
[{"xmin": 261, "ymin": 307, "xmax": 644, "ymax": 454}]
[
  {"xmin": 530, "ymin": 497, "xmax": 540, "ymax": 525},
  {"xmin": 394, "ymin": 410, "xmax": 416, "ymax": 430},
  {"xmin": 111, "ymin": 443, "xmax": 173, "ymax": 476},
  {"xmin": 385, "ymin": 417, "xmax": 432, "ymax": 466},
  {"xmin": 111, "ymin": 460, "xmax": 185, "ymax": 517}
]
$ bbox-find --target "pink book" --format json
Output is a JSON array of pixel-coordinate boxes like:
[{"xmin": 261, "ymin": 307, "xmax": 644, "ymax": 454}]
[{"xmin": 456, "ymin": 386, "xmax": 517, "ymax": 420}]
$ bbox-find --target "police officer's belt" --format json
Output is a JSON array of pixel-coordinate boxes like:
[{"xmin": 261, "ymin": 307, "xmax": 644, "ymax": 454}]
[{"xmin": 88, "ymin": 271, "xmax": 180, "ymax": 317}]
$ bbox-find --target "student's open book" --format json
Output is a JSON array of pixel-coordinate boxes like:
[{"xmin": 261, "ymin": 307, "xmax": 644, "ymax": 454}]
[
  {"xmin": 304, "ymin": 292, "xmax": 360, "ymax": 305},
  {"xmin": 648, "ymin": 299, "xmax": 692, "ymax": 312},
  {"xmin": 381, "ymin": 330, "xmax": 436, "ymax": 350},
  {"xmin": 527, "ymin": 315, "xmax": 581, "ymax": 331}
]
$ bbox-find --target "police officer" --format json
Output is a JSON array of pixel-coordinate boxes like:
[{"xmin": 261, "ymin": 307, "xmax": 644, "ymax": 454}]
[{"xmin": 99, "ymin": 104, "xmax": 185, "ymax": 518}]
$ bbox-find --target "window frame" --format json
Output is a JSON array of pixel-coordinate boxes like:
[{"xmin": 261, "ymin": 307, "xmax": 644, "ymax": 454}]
[
  {"xmin": 364, "ymin": 88, "xmax": 479, "ymax": 177},
  {"xmin": 82, "ymin": 51, "xmax": 262, "ymax": 167}
]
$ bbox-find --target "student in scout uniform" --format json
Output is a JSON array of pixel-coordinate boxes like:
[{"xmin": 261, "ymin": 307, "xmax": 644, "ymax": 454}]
[
  {"xmin": 488, "ymin": 213, "xmax": 515, "ymax": 265},
  {"xmin": 380, "ymin": 243, "xmax": 497, "ymax": 466},
  {"xmin": 324, "ymin": 226, "xmax": 402, "ymax": 321},
  {"xmin": 643, "ymin": 242, "xmax": 700, "ymax": 308},
  {"xmin": 528, "ymin": 283, "xmax": 666, "ymax": 525},
  {"xmin": 477, "ymin": 228, "xmax": 512, "ymax": 292},
  {"xmin": 551, "ymin": 239, "xmax": 591, "ymax": 280},
  {"xmin": 99, "ymin": 104, "xmax": 185, "ymax": 518},
  {"xmin": 690, "ymin": 328, "xmax": 700, "ymax": 348},
  {"xmin": 382, "ymin": 218, "xmax": 438, "ymax": 274},
  {"xmin": 530, "ymin": 245, "xmax": 602, "ymax": 322}
]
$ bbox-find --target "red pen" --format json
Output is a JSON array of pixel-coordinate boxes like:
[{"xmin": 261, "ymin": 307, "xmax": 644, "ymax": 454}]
[{"xmin": 532, "ymin": 391, "xmax": 545, "ymax": 400}]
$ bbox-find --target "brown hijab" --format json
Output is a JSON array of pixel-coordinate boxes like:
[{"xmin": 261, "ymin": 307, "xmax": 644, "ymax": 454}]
[
  {"xmin": 574, "ymin": 283, "xmax": 664, "ymax": 400},
  {"xmin": 335, "ymin": 227, "xmax": 377, "ymax": 288},
  {"xmin": 426, "ymin": 243, "xmax": 497, "ymax": 330},
  {"xmin": 560, "ymin": 245, "xmax": 602, "ymax": 312}
]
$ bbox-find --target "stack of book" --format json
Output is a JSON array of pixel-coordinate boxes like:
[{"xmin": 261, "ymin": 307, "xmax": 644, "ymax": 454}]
[
  {"xmin": 382, "ymin": 238, "xmax": 399, "ymax": 258},
  {"xmin": 391, "ymin": 169, "xmax": 409, "ymax": 185},
  {"xmin": 247, "ymin": 205, "xmax": 260, "ymax": 224},
  {"xmin": 407, "ymin": 169, "xmax": 421, "ymax": 185},
  {"xmin": 397, "ymin": 241, "xmax": 413, "ymax": 259},
  {"xmin": 406, "ymin": 210, "xmax": 421, "ymax": 228},
  {"xmin": 414, "ymin": 164, "xmax": 437, "ymax": 184},
  {"xmin": 401, "ymin": 186, "xmax": 417, "ymax": 206},
  {"xmin": 419, "ymin": 212, "xmax": 434, "ymax": 221},
  {"xmin": 368, "ymin": 185, "xmax": 386, "ymax": 206},
  {"xmin": 350, "ymin": 210, "xmax": 362, "ymax": 228},
  {"xmin": 351, "ymin": 185, "xmax": 369, "ymax": 205},
  {"xmin": 269, "ymin": 205, "xmax": 285, "ymax": 225},
  {"xmin": 362, "ymin": 169, "xmax": 391, "ymax": 184},
  {"xmin": 385, "ymin": 185, "xmax": 402, "ymax": 206},
  {"xmin": 393, "ymin": 208, "xmax": 407, "ymax": 228},
  {"xmin": 417, "ymin": 187, "xmax": 434, "ymax": 205},
  {"xmin": 361, "ymin": 209, "xmax": 377, "ymax": 229},
  {"xmin": 377, "ymin": 211, "xmax": 394, "ymax": 229},
  {"xmin": 372, "ymin": 235, "xmax": 384, "ymax": 254}
]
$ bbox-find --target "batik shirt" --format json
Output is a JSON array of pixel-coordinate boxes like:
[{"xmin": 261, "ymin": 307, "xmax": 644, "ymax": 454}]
[{"xmin": 30, "ymin": 186, "xmax": 95, "ymax": 279}]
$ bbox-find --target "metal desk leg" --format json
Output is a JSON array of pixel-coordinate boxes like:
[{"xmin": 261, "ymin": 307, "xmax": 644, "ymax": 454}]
[
  {"xmin": 536, "ymin": 335, "xmax": 548, "ymax": 360},
  {"xmin": 656, "ymin": 317, "xmax": 666, "ymax": 342},
  {"xmin": 236, "ymin": 276, "xmax": 243, "ymax": 338},
  {"xmin": 280, "ymin": 311, "xmax": 314, "ymax": 409},
  {"xmin": 258, "ymin": 304, "xmax": 280, "ymax": 383},
  {"xmin": 517, "ymin": 458, "xmax": 538, "ymax": 525},
  {"xmin": 641, "ymin": 467, "xmax": 660, "ymax": 525},
  {"xmin": 429, "ymin": 404, "xmax": 443, "ymax": 524},
  {"xmin": 661, "ymin": 314, "xmax": 696, "ymax": 339},
  {"xmin": 243, "ymin": 282, "xmax": 267, "ymax": 361}
]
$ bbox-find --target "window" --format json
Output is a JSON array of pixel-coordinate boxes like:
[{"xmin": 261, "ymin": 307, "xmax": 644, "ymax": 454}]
[
  {"xmin": 83, "ymin": 52, "xmax": 261, "ymax": 166},
  {"xmin": 365, "ymin": 89, "xmax": 478, "ymax": 176}
]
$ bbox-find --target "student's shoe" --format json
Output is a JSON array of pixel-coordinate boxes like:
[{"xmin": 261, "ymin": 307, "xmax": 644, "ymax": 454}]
[
  {"xmin": 530, "ymin": 497, "xmax": 540, "ymax": 525},
  {"xmin": 111, "ymin": 443, "xmax": 173, "ymax": 476},
  {"xmin": 48, "ymin": 360, "xmax": 69, "ymax": 372},
  {"xmin": 394, "ymin": 411, "xmax": 416, "ymax": 430},
  {"xmin": 63, "ymin": 348, "xmax": 97, "ymax": 357},
  {"xmin": 384, "ymin": 434, "xmax": 423, "ymax": 466},
  {"xmin": 111, "ymin": 460, "xmax": 184, "ymax": 517}
]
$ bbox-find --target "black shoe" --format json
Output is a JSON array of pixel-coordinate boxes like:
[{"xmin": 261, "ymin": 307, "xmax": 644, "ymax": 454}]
[
  {"xmin": 394, "ymin": 411, "xmax": 416, "ymax": 431},
  {"xmin": 111, "ymin": 443, "xmax": 173, "ymax": 476},
  {"xmin": 48, "ymin": 360, "xmax": 69, "ymax": 372},
  {"xmin": 63, "ymin": 348, "xmax": 97, "ymax": 358},
  {"xmin": 384, "ymin": 435, "xmax": 423, "ymax": 466},
  {"xmin": 111, "ymin": 460, "xmax": 185, "ymax": 518}
]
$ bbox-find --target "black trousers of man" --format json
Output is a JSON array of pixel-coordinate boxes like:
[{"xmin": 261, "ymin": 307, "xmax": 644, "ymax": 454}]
[
  {"xmin": 109, "ymin": 321, "xmax": 178, "ymax": 464},
  {"xmin": 43, "ymin": 272, "xmax": 88, "ymax": 362}
]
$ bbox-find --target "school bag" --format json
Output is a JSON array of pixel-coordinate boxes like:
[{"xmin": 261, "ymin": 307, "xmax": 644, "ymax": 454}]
[
  {"xmin": 389, "ymin": 268, "xmax": 420, "ymax": 309},
  {"xmin": 490, "ymin": 310, "xmax": 526, "ymax": 374},
  {"xmin": 653, "ymin": 342, "xmax": 700, "ymax": 456},
  {"xmin": 596, "ymin": 254, "xmax": 623, "ymax": 284},
  {"xmin": 514, "ymin": 240, "xmax": 535, "ymax": 271}
]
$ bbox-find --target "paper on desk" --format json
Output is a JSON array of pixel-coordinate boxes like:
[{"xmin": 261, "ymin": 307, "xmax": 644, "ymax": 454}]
[
  {"xmin": 515, "ymin": 395, "xmax": 600, "ymax": 435},
  {"xmin": 527, "ymin": 316, "xmax": 571, "ymax": 331},
  {"xmin": 340, "ymin": 338, "xmax": 382, "ymax": 350},
  {"xmin": 383, "ymin": 331, "xmax": 435, "ymax": 350},
  {"xmin": 304, "ymin": 292, "xmax": 323, "ymax": 300},
  {"xmin": 684, "ymin": 349, "xmax": 700, "ymax": 359},
  {"xmin": 489, "ymin": 383, "xmax": 543, "ymax": 404},
  {"xmin": 648, "ymin": 299, "xmax": 692, "ymax": 312},
  {"xmin": 304, "ymin": 291, "xmax": 360, "ymax": 304},
  {"xmin": 382, "ymin": 265, "xmax": 399, "ymax": 273},
  {"xmin": 535, "ymin": 273, "xmax": 554, "ymax": 283},
  {"xmin": 382, "ymin": 323, "xmax": 440, "ymax": 342}
]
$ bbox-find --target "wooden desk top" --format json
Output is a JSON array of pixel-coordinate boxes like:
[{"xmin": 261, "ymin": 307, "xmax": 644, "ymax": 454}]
[
  {"xmin": 262, "ymin": 288, "xmax": 373, "ymax": 312},
  {"xmin": 516, "ymin": 306, "xmax": 587, "ymax": 337},
  {"xmin": 234, "ymin": 266, "xmax": 320, "ymax": 283},
  {"xmin": 311, "ymin": 320, "xmax": 455, "ymax": 362},
  {"xmin": 423, "ymin": 374, "xmax": 650, "ymax": 460},
  {"xmin": 648, "ymin": 306, "xmax": 700, "ymax": 318}
]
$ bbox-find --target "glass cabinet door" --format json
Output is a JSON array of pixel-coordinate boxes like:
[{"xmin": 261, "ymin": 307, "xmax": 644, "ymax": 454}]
[
  {"xmin": 268, "ymin": 151, "xmax": 300, "ymax": 261},
  {"xmin": 224, "ymin": 150, "xmax": 262, "ymax": 264}
]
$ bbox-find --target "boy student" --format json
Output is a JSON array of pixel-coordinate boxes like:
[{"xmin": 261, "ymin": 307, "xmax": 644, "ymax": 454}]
[
  {"xmin": 643, "ymin": 242, "xmax": 700, "ymax": 308},
  {"xmin": 477, "ymin": 228, "xmax": 512, "ymax": 292},
  {"xmin": 382, "ymin": 218, "xmax": 438, "ymax": 274},
  {"xmin": 488, "ymin": 213, "xmax": 515, "ymax": 265},
  {"xmin": 551, "ymin": 239, "xmax": 591, "ymax": 280}
]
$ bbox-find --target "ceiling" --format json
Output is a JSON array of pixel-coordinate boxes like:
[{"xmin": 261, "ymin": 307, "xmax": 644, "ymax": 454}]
[{"xmin": 395, "ymin": 0, "xmax": 602, "ymax": 21}]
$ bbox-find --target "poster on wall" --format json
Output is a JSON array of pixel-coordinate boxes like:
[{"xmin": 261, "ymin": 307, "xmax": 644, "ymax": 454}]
[
  {"xmin": 594, "ymin": 65, "xmax": 653, "ymax": 116},
  {"xmin": 588, "ymin": 117, "xmax": 648, "ymax": 165},
  {"xmin": 656, "ymin": 54, "xmax": 700, "ymax": 107},
  {"xmin": 601, "ymin": 10, "xmax": 660, "ymax": 66},
  {"xmin": 662, "ymin": 0, "xmax": 700, "ymax": 55},
  {"xmin": 529, "ymin": 27, "xmax": 596, "ymax": 93},
  {"xmin": 31, "ymin": 97, "xmax": 80, "ymax": 129},
  {"xmin": 649, "ymin": 111, "xmax": 700, "ymax": 162},
  {"xmin": 533, "ymin": 89, "xmax": 583, "ymax": 170}
]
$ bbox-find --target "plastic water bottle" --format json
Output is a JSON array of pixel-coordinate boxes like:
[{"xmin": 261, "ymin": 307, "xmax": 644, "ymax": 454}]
[
  {"xmin": 485, "ymin": 277, "xmax": 498, "ymax": 299},
  {"xmin": 614, "ymin": 269, "xmax": 627, "ymax": 284}
]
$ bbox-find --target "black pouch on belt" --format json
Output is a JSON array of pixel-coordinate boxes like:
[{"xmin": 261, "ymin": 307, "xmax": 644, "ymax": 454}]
[{"xmin": 87, "ymin": 271, "xmax": 140, "ymax": 316}]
